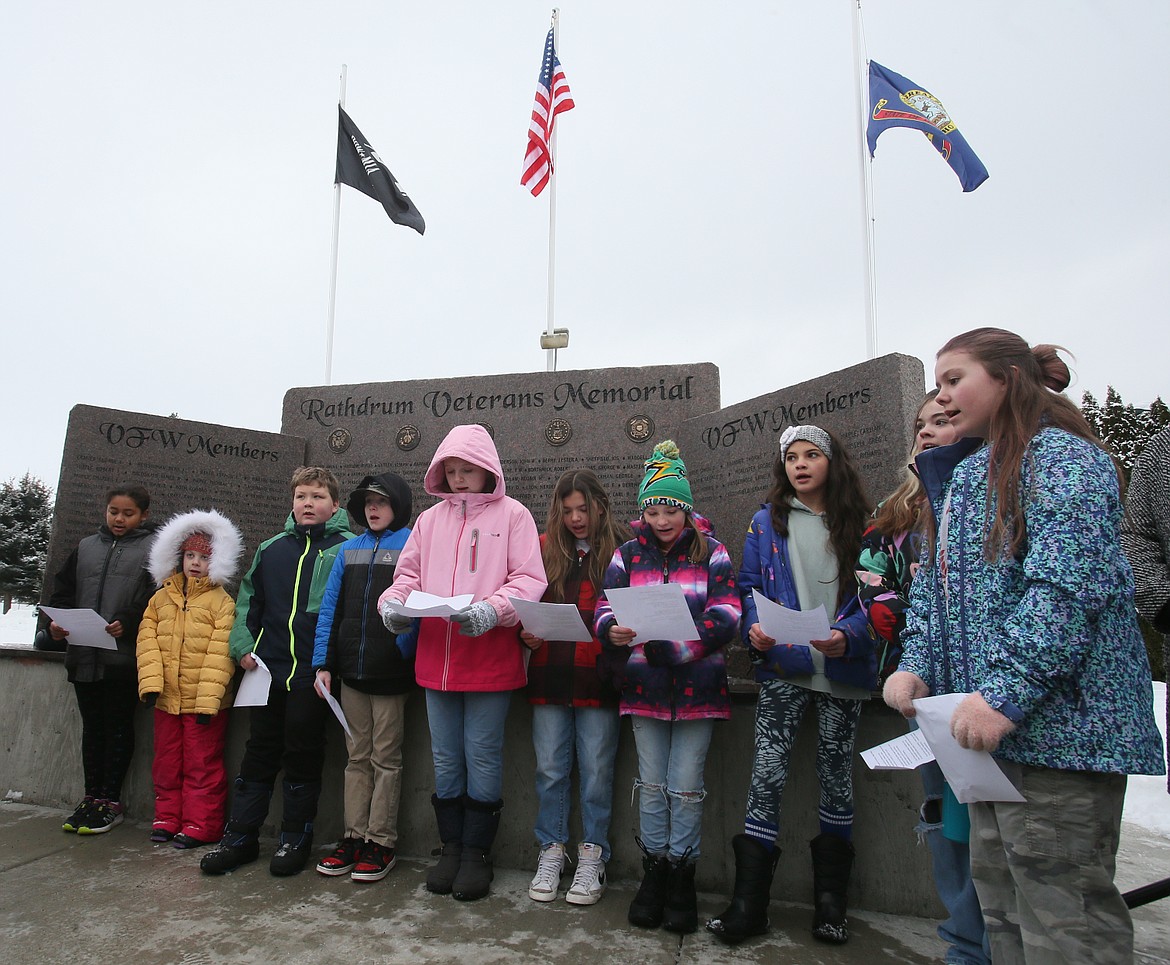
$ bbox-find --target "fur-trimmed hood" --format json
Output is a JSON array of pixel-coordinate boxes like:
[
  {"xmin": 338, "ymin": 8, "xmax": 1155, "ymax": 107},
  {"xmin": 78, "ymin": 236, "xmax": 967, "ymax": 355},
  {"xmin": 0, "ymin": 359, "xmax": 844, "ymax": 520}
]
[{"xmin": 147, "ymin": 509, "xmax": 245, "ymax": 587}]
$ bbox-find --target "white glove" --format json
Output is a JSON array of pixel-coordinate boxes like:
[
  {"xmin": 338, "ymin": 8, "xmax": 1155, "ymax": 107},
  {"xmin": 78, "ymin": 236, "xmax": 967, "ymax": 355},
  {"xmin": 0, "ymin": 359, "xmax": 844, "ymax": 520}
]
[
  {"xmin": 450, "ymin": 601, "xmax": 499, "ymax": 637},
  {"xmin": 379, "ymin": 598, "xmax": 411, "ymax": 635}
]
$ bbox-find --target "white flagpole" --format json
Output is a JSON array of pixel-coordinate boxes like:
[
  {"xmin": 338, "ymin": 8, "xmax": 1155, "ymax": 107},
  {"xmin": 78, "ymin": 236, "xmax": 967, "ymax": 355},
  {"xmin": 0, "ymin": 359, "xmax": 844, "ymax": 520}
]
[
  {"xmin": 851, "ymin": 0, "xmax": 878, "ymax": 360},
  {"xmin": 325, "ymin": 64, "xmax": 348, "ymax": 385},
  {"xmin": 544, "ymin": 8, "xmax": 560, "ymax": 373}
]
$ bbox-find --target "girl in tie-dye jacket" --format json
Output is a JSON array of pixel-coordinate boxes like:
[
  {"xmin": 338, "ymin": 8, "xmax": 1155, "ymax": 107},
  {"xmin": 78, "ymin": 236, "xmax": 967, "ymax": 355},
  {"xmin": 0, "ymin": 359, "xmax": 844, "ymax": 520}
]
[{"xmin": 595, "ymin": 440, "xmax": 740, "ymax": 936}]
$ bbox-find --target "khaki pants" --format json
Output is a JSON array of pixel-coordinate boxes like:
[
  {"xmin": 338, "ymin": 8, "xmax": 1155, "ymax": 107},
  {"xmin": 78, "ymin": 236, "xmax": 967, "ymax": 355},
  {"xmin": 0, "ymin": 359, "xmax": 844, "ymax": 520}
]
[
  {"xmin": 969, "ymin": 763, "xmax": 1130, "ymax": 965},
  {"xmin": 338, "ymin": 686, "xmax": 408, "ymax": 847}
]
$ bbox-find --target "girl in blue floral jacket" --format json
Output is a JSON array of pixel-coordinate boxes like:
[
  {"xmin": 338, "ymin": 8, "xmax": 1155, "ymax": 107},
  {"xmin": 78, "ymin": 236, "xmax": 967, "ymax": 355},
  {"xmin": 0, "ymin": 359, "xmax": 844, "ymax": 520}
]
[{"xmin": 885, "ymin": 328, "xmax": 1164, "ymax": 965}]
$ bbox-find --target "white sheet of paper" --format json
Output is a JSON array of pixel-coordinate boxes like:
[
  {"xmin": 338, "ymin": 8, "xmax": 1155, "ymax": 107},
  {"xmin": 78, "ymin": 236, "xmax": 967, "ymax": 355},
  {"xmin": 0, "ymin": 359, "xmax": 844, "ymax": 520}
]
[
  {"xmin": 37, "ymin": 606, "xmax": 117, "ymax": 650},
  {"xmin": 861, "ymin": 729, "xmax": 936, "ymax": 770},
  {"xmin": 234, "ymin": 654, "xmax": 272, "ymax": 707},
  {"xmin": 602, "ymin": 582, "xmax": 699, "ymax": 645},
  {"xmin": 508, "ymin": 597, "xmax": 592, "ymax": 642},
  {"xmin": 912, "ymin": 693, "xmax": 1027, "ymax": 804},
  {"xmin": 397, "ymin": 590, "xmax": 475, "ymax": 618},
  {"xmin": 314, "ymin": 675, "xmax": 353, "ymax": 739},
  {"xmin": 751, "ymin": 590, "xmax": 830, "ymax": 646}
]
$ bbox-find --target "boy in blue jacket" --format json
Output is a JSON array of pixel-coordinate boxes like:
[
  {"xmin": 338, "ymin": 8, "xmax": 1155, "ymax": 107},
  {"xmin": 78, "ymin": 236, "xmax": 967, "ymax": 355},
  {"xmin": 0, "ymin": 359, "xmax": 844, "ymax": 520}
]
[
  {"xmin": 201, "ymin": 467, "xmax": 354, "ymax": 877},
  {"xmin": 312, "ymin": 472, "xmax": 415, "ymax": 883}
]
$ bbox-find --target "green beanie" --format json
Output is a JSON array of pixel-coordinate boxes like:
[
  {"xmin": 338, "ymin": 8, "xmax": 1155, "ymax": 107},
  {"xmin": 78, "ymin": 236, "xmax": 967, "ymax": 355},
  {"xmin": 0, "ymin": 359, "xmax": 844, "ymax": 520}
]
[{"xmin": 638, "ymin": 440, "xmax": 693, "ymax": 513}]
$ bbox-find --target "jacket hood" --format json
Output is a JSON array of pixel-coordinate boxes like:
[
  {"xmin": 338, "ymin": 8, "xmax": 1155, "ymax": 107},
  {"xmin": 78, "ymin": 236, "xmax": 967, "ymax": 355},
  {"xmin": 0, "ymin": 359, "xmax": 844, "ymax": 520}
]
[
  {"xmin": 281, "ymin": 504, "xmax": 354, "ymax": 538},
  {"xmin": 914, "ymin": 437, "xmax": 985, "ymax": 518},
  {"xmin": 147, "ymin": 509, "xmax": 245, "ymax": 587},
  {"xmin": 346, "ymin": 471, "xmax": 413, "ymax": 530},
  {"xmin": 423, "ymin": 424, "xmax": 506, "ymax": 505}
]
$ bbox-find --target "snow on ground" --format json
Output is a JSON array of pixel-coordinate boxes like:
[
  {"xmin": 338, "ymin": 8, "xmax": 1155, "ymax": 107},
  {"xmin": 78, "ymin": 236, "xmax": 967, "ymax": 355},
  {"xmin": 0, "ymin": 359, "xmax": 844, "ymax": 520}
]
[
  {"xmin": 2, "ymin": 602, "xmax": 1167, "ymax": 834},
  {"xmin": 0, "ymin": 602, "xmax": 36, "ymax": 646},
  {"xmin": 1123, "ymin": 679, "xmax": 1169, "ymax": 836}
]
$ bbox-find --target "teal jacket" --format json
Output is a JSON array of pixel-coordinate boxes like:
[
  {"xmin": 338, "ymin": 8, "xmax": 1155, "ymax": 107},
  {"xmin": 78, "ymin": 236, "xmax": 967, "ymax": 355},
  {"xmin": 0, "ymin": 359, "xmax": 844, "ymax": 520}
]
[
  {"xmin": 901, "ymin": 430, "xmax": 1164, "ymax": 775},
  {"xmin": 229, "ymin": 506, "xmax": 354, "ymax": 691}
]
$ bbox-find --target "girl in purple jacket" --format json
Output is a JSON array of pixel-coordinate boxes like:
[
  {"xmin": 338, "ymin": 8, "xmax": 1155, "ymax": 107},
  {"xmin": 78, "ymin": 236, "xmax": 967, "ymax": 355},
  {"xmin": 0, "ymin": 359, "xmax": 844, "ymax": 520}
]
[
  {"xmin": 595, "ymin": 440, "xmax": 741, "ymax": 935},
  {"xmin": 707, "ymin": 425, "xmax": 872, "ymax": 947}
]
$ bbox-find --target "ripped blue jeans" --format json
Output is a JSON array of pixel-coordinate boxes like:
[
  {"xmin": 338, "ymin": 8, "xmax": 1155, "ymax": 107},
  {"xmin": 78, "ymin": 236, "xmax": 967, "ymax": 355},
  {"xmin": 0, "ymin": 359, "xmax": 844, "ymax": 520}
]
[
  {"xmin": 917, "ymin": 740, "xmax": 991, "ymax": 965},
  {"xmin": 629, "ymin": 716, "xmax": 714, "ymax": 860}
]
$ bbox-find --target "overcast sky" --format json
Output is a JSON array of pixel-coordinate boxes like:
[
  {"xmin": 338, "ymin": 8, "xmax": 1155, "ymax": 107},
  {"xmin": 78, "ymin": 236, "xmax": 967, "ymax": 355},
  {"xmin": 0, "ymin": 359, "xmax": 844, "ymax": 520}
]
[{"xmin": 3, "ymin": 1, "xmax": 1167, "ymax": 491}]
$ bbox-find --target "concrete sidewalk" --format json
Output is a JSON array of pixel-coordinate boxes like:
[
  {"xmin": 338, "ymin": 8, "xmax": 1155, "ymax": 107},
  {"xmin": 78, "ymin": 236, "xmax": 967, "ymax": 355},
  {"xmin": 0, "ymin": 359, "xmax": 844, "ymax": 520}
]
[{"xmin": 0, "ymin": 802, "xmax": 1165, "ymax": 965}]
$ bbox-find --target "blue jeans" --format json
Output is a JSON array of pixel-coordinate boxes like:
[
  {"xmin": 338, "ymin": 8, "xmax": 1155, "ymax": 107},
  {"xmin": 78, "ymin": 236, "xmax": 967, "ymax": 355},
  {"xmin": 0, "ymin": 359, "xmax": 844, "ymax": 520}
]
[
  {"xmin": 532, "ymin": 704, "xmax": 620, "ymax": 860},
  {"xmin": 630, "ymin": 716, "xmax": 714, "ymax": 860},
  {"xmin": 425, "ymin": 689, "xmax": 511, "ymax": 802},
  {"xmin": 917, "ymin": 738, "xmax": 990, "ymax": 965}
]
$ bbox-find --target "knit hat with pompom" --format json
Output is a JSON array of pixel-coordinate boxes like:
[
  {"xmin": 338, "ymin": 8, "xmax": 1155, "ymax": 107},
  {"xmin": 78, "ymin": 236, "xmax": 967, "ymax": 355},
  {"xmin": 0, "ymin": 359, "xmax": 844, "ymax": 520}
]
[{"xmin": 637, "ymin": 440, "xmax": 693, "ymax": 513}]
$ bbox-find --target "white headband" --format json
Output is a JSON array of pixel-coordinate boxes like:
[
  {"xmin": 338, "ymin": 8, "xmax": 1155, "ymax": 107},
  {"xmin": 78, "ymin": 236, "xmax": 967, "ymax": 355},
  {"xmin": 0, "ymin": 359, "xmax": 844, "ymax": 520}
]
[{"xmin": 779, "ymin": 425, "xmax": 833, "ymax": 460}]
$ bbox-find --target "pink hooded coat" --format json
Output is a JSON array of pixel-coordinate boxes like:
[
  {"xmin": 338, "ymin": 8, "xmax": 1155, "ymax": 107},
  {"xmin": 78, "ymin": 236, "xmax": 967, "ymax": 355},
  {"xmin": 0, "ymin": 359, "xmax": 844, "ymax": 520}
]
[{"xmin": 378, "ymin": 424, "xmax": 547, "ymax": 691}]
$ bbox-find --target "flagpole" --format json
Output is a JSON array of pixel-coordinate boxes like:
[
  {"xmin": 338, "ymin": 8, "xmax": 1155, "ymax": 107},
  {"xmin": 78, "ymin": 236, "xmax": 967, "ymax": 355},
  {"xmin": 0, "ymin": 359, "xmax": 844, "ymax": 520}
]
[
  {"xmin": 543, "ymin": 8, "xmax": 560, "ymax": 373},
  {"xmin": 326, "ymin": 65, "xmax": 348, "ymax": 385},
  {"xmin": 851, "ymin": 0, "xmax": 878, "ymax": 360}
]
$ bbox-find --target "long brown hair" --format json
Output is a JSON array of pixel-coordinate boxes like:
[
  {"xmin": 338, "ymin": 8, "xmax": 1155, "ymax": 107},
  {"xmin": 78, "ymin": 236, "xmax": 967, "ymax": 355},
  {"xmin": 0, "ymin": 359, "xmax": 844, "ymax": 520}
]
[
  {"xmin": 541, "ymin": 470, "xmax": 631, "ymax": 601},
  {"xmin": 872, "ymin": 390, "xmax": 940, "ymax": 539},
  {"xmin": 937, "ymin": 327, "xmax": 1118, "ymax": 560},
  {"xmin": 766, "ymin": 427, "xmax": 872, "ymax": 608}
]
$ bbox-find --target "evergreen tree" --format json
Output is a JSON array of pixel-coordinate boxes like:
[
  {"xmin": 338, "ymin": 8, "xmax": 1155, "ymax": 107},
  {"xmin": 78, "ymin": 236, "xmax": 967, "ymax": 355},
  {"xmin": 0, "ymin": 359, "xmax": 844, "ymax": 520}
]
[
  {"xmin": 1146, "ymin": 397, "xmax": 1170, "ymax": 432},
  {"xmin": 1081, "ymin": 390, "xmax": 1102, "ymax": 440},
  {"xmin": 1081, "ymin": 387, "xmax": 1170, "ymax": 481},
  {"xmin": 1098, "ymin": 386, "xmax": 1144, "ymax": 472},
  {"xmin": 0, "ymin": 474, "xmax": 54, "ymax": 613}
]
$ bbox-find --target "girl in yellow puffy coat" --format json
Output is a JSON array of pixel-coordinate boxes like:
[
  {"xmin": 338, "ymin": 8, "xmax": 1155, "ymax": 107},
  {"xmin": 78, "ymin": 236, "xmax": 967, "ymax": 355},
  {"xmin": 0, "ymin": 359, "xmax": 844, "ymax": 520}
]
[{"xmin": 137, "ymin": 509, "xmax": 243, "ymax": 848}]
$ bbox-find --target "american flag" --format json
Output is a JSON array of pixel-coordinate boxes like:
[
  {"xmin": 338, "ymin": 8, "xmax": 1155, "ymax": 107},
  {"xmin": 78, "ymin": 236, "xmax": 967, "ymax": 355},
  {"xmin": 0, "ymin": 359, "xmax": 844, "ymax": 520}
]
[{"xmin": 521, "ymin": 28, "xmax": 575, "ymax": 197}]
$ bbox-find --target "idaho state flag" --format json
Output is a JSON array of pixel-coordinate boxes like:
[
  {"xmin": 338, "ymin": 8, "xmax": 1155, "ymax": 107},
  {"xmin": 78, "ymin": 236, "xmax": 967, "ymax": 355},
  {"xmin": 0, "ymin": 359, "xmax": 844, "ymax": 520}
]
[
  {"xmin": 867, "ymin": 61, "xmax": 988, "ymax": 193},
  {"xmin": 335, "ymin": 106, "xmax": 425, "ymax": 234}
]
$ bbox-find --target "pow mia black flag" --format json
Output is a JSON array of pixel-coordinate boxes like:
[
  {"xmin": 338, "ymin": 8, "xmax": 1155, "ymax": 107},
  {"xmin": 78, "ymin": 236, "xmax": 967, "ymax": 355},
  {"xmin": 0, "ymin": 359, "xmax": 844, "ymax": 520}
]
[{"xmin": 335, "ymin": 105, "xmax": 425, "ymax": 235}]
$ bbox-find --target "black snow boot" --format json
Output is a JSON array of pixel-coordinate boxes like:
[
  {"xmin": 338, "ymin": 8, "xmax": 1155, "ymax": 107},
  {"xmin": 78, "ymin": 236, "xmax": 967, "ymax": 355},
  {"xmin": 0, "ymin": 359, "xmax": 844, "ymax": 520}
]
[
  {"xmin": 426, "ymin": 794, "xmax": 465, "ymax": 894},
  {"xmin": 810, "ymin": 833, "xmax": 855, "ymax": 944},
  {"xmin": 200, "ymin": 778, "xmax": 271, "ymax": 875},
  {"xmin": 706, "ymin": 834, "xmax": 781, "ymax": 944},
  {"xmin": 452, "ymin": 796, "xmax": 502, "ymax": 901},
  {"xmin": 627, "ymin": 838, "xmax": 671, "ymax": 929},
  {"xmin": 661, "ymin": 854, "xmax": 699, "ymax": 934},
  {"xmin": 199, "ymin": 820, "xmax": 261, "ymax": 875},
  {"xmin": 270, "ymin": 780, "xmax": 320, "ymax": 877}
]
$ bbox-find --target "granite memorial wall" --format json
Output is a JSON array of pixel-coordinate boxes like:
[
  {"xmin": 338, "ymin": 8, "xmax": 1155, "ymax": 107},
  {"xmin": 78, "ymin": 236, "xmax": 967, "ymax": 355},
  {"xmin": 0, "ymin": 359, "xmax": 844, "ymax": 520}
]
[
  {"xmin": 40, "ymin": 405, "xmax": 307, "ymax": 603},
  {"xmin": 41, "ymin": 356, "xmax": 926, "ymax": 610},
  {"xmin": 678, "ymin": 353, "xmax": 926, "ymax": 559},
  {"xmin": 280, "ymin": 365, "xmax": 722, "ymax": 525}
]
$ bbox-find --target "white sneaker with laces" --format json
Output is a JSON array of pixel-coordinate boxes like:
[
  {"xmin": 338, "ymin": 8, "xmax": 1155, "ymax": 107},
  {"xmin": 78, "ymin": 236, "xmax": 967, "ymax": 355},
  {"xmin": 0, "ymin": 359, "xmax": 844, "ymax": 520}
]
[
  {"xmin": 528, "ymin": 842, "xmax": 566, "ymax": 902},
  {"xmin": 566, "ymin": 842, "xmax": 607, "ymax": 905}
]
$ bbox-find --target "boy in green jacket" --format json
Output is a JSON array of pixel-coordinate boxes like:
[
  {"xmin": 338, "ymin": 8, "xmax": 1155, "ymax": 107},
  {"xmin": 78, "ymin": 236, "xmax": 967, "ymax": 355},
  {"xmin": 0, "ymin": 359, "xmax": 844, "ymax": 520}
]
[{"xmin": 201, "ymin": 467, "xmax": 354, "ymax": 877}]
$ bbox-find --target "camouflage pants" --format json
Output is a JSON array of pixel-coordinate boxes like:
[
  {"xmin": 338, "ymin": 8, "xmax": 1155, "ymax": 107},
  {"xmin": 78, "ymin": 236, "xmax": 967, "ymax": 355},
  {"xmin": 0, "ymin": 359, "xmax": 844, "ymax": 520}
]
[{"xmin": 969, "ymin": 763, "xmax": 1130, "ymax": 965}]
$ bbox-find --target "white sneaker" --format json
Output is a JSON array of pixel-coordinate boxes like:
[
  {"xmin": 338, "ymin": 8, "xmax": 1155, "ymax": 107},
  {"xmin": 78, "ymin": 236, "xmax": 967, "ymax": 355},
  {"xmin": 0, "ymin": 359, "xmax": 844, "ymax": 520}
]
[
  {"xmin": 528, "ymin": 842, "xmax": 567, "ymax": 902},
  {"xmin": 566, "ymin": 842, "xmax": 607, "ymax": 905}
]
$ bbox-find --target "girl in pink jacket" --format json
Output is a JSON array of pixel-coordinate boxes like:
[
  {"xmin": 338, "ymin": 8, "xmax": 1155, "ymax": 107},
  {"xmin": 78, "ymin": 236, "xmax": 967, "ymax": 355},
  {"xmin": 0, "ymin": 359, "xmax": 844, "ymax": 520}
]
[{"xmin": 378, "ymin": 424, "xmax": 546, "ymax": 902}]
